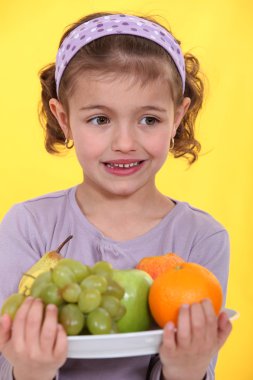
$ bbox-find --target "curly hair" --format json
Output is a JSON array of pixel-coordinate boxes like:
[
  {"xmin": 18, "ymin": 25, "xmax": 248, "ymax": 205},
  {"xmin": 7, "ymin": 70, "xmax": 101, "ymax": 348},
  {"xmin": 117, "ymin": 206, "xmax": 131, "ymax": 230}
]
[{"xmin": 38, "ymin": 11, "xmax": 204, "ymax": 164}]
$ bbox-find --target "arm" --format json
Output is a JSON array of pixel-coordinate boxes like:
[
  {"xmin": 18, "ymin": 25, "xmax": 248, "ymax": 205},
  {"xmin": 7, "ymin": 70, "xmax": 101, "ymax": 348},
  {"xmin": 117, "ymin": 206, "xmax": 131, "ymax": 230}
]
[
  {"xmin": 0, "ymin": 204, "xmax": 66, "ymax": 379},
  {"xmin": 0, "ymin": 203, "xmax": 46, "ymax": 307},
  {"xmin": 0, "ymin": 204, "xmax": 36, "ymax": 379},
  {"xmin": 147, "ymin": 230, "xmax": 231, "ymax": 380}
]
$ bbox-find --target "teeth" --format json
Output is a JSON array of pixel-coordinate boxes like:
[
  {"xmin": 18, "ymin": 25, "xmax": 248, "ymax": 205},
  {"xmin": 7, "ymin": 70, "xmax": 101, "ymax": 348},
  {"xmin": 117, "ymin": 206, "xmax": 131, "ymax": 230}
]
[{"xmin": 106, "ymin": 161, "xmax": 141, "ymax": 168}]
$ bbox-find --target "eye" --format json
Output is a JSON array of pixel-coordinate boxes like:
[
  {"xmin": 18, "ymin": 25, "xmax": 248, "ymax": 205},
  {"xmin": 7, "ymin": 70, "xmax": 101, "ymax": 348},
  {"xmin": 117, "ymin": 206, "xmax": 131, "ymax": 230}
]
[
  {"xmin": 88, "ymin": 116, "xmax": 110, "ymax": 125},
  {"xmin": 139, "ymin": 116, "xmax": 160, "ymax": 126}
]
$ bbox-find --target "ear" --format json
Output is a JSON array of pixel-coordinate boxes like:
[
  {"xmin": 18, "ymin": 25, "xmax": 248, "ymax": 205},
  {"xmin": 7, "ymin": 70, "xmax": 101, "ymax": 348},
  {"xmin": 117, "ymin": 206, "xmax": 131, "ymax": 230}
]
[
  {"xmin": 49, "ymin": 98, "xmax": 73, "ymax": 139},
  {"xmin": 172, "ymin": 97, "xmax": 191, "ymax": 137}
]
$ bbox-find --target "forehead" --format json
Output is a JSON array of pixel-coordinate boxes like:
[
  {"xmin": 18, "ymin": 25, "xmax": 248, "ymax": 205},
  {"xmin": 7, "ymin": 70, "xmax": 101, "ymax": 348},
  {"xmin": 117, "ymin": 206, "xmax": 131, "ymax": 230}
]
[{"xmin": 68, "ymin": 71, "xmax": 173, "ymax": 109}]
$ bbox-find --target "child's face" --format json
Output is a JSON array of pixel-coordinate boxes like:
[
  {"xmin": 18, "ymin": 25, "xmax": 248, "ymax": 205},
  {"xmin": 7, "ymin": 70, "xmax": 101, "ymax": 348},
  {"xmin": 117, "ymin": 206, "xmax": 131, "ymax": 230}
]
[{"xmin": 51, "ymin": 73, "xmax": 190, "ymax": 197}]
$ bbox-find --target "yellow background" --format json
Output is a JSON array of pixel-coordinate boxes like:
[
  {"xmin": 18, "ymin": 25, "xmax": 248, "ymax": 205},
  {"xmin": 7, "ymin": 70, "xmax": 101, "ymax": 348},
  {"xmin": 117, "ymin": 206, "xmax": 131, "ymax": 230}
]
[{"xmin": 0, "ymin": 0, "xmax": 252, "ymax": 378}]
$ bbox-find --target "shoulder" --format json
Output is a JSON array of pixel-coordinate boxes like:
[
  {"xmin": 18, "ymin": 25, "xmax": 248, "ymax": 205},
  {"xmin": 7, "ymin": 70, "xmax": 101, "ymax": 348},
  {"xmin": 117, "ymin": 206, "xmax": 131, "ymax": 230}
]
[
  {"xmin": 172, "ymin": 199, "xmax": 228, "ymax": 236},
  {"xmin": 1, "ymin": 187, "xmax": 75, "ymax": 229},
  {"xmin": 167, "ymin": 198, "xmax": 230, "ymax": 256},
  {"xmin": 22, "ymin": 187, "xmax": 73, "ymax": 210},
  {"xmin": 0, "ymin": 187, "xmax": 77, "ymax": 255}
]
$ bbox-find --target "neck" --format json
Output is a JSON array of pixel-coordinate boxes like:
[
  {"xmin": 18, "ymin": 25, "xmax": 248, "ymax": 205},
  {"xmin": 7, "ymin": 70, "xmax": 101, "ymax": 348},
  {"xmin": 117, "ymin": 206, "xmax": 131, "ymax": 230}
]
[
  {"xmin": 77, "ymin": 181, "xmax": 159, "ymax": 213},
  {"xmin": 76, "ymin": 177, "xmax": 174, "ymax": 218},
  {"xmin": 75, "ymin": 180, "xmax": 174, "ymax": 241}
]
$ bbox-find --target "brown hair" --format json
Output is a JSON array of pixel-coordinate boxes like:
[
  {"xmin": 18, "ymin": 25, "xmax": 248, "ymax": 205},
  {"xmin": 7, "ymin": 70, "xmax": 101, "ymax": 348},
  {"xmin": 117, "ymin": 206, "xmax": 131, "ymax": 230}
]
[{"xmin": 38, "ymin": 11, "xmax": 204, "ymax": 164}]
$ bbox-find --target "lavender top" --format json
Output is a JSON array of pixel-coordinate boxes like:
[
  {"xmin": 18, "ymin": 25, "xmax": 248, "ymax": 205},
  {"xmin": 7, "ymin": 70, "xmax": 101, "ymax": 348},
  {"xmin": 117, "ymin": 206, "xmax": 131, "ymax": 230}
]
[{"xmin": 0, "ymin": 186, "xmax": 230, "ymax": 380}]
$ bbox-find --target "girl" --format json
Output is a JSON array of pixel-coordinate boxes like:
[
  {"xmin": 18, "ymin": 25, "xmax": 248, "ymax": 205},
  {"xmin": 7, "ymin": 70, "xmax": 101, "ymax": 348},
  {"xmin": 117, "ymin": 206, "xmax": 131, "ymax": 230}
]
[{"xmin": 0, "ymin": 11, "xmax": 232, "ymax": 380}]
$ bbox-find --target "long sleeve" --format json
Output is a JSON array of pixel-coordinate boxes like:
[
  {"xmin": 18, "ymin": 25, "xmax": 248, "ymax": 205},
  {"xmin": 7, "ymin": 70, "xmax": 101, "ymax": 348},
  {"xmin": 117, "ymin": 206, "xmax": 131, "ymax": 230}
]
[
  {"xmin": 0, "ymin": 204, "xmax": 45, "ymax": 380},
  {"xmin": 0, "ymin": 203, "xmax": 46, "ymax": 307},
  {"xmin": 0, "ymin": 358, "xmax": 14, "ymax": 380}
]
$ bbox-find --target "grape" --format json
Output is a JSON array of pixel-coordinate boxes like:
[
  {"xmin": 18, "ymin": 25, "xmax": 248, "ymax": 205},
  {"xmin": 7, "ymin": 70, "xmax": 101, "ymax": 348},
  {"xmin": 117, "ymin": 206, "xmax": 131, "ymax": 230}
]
[
  {"xmin": 87, "ymin": 307, "xmax": 112, "ymax": 335},
  {"xmin": 78, "ymin": 288, "xmax": 101, "ymax": 313},
  {"xmin": 101, "ymin": 295, "xmax": 121, "ymax": 318},
  {"xmin": 31, "ymin": 281, "xmax": 50, "ymax": 298},
  {"xmin": 30, "ymin": 271, "xmax": 53, "ymax": 297},
  {"xmin": 40, "ymin": 283, "xmax": 64, "ymax": 306},
  {"xmin": 1, "ymin": 293, "xmax": 26, "ymax": 320},
  {"xmin": 57, "ymin": 303, "xmax": 67, "ymax": 317},
  {"xmin": 91, "ymin": 261, "xmax": 113, "ymax": 280},
  {"xmin": 52, "ymin": 265, "xmax": 76, "ymax": 288},
  {"xmin": 113, "ymin": 304, "xmax": 127, "ymax": 321},
  {"xmin": 62, "ymin": 283, "xmax": 81, "ymax": 303},
  {"xmin": 1, "ymin": 259, "xmax": 127, "ymax": 336},
  {"xmin": 57, "ymin": 259, "xmax": 90, "ymax": 283},
  {"xmin": 104, "ymin": 279, "xmax": 125, "ymax": 299},
  {"xmin": 34, "ymin": 271, "xmax": 52, "ymax": 285},
  {"xmin": 59, "ymin": 304, "xmax": 85, "ymax": 335},
  {"xmin": 80, "ymin": 275, "xmax": 108, "ymax": 293}
]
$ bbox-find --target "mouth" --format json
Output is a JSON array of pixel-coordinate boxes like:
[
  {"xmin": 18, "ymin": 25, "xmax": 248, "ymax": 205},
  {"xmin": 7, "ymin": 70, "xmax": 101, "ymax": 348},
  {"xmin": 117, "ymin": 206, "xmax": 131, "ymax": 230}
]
[
  {"xmin": 103, "ymin": 160, "xmax": 145, "ymax": 169},
  {"xmin": 102, "ymin": 160, "xmax": 146, "ymax": 176}
]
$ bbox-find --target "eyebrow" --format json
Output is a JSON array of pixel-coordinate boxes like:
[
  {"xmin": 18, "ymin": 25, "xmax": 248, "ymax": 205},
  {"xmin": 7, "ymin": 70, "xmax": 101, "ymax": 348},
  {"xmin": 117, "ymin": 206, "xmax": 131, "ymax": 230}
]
[{"xmin": 78, "ymin": 105, "xmax": 167, "ymax": 113}]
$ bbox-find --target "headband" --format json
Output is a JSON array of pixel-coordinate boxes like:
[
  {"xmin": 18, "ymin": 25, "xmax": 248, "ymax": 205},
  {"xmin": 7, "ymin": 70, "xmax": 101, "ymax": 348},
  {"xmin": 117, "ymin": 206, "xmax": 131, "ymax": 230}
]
[{"xmin": 55, "ymin": 14, "xmax": 186, "ymax": 97}]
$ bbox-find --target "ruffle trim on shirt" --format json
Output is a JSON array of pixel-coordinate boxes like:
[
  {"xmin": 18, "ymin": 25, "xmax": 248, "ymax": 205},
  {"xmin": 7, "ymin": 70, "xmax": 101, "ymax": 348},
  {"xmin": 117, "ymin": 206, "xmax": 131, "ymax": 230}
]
[{"xmin": 96, "ymin": 239, "xmax": 126, "ymax": 258}]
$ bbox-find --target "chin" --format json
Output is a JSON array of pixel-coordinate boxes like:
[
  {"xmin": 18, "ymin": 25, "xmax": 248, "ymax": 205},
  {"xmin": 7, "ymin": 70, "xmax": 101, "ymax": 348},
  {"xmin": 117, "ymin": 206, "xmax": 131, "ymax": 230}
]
[{"xmin": 108, "ymin": 185, "xmax": 141, "ymax": 197}]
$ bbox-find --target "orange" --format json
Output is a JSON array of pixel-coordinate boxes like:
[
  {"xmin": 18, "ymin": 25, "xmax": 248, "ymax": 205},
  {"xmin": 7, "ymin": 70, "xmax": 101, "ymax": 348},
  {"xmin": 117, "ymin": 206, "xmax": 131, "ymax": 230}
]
[
  {"xmin": 148, "ymin": 262, "xmax": 223, "ymax": 327},
  {"xmin": 136, "ymin": 253, "xmax": 184, "ymax": 280}
]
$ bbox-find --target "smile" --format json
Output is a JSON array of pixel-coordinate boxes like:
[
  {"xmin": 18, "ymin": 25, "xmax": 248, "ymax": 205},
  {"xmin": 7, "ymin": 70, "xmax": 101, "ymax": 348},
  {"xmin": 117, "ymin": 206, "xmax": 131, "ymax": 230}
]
[
  {"xmin": 105, "ymin": 161, "xmax": 143, "ymax": 168},
  {"xmin": 102, "ymin": 160, "xmax": 146, "ymax": 176}
]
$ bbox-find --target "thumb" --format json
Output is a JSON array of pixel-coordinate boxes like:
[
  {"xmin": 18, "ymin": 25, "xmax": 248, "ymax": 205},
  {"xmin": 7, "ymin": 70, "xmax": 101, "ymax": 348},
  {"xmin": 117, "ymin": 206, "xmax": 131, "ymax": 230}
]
[
  {"xmin": 0, "ymin": 314, "xmax": 12, "ymax": 351},
  {"xmin": 217, "ymin": 311, "xmax": 232, "ymax": 350}
]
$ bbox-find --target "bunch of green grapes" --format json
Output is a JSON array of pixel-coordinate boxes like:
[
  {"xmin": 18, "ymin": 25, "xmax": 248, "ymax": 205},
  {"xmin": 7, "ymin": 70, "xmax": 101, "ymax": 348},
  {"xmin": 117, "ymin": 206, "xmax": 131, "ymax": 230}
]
[{"xmin": 1, "ymin": 260, "xmax": 126, "ymax": 336}]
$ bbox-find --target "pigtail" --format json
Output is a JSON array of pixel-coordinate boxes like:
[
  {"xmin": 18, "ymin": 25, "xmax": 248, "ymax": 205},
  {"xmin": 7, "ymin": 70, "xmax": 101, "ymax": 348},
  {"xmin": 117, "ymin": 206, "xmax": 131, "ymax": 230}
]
[
  {"xmin": 38, "ymin": 63, "xmax": 66, "ymax": 154},
  {"xmin": 173, "ymin": 53, "xmax": 204, "ymax": 164}
]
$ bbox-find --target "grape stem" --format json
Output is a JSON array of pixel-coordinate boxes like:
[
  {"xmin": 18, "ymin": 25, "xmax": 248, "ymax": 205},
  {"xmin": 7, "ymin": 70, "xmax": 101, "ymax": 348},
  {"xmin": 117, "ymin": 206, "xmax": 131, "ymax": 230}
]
[{"xmin": 56, "ymin": 235, "xmax": 73, "ymax": 253}]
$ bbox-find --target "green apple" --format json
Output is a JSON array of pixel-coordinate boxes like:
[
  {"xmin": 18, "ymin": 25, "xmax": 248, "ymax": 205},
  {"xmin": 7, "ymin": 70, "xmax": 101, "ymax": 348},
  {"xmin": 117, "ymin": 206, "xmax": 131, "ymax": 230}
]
[{"xmin": 112, "ymin": 269, "xmax": 153, "ymax": 333}]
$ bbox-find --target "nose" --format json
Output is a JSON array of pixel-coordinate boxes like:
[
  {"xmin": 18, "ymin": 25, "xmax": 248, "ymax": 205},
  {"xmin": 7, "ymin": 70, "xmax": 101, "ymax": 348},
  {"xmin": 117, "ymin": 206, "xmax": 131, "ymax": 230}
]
[{"xmin": 111, "ymin": 124, "xmax": 137, "ymax": 152}]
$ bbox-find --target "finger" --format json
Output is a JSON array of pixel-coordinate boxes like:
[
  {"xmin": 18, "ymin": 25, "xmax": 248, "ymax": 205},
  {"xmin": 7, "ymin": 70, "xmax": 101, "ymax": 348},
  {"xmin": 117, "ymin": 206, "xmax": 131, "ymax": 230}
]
[
  {"xmin": 163, "ymin": 322, "xmax": 176, "ymax": 348},
  {"xmin": 53, "ymin": 324, "xmax": 68, "ymax": 365},
  {"xmin": 177, "ymin": 304, "xmax": 191, "ymax": 348},
  {"xmin": 12, "ymin": 297, "xmax": 34, "ymax": 352},
  {"xmin": 201, "ymin": 299, "xmax": 217, "ymax": 345},
  {"xmin": 190, "ymin": 303, "xmax": 206, "ymax": 347},
  {"xmin": 40, "ymin": 304, "xmax": 59, "ymax": 353},
  {"xmin": 25, "ymin": 298, "xmax": 44, "ymax": 351},
  {"xmin": 0, "ymin": 314, "xmax": 12, "ymax": 349},
  {"xmin": 217, "ymin": 311, "xmax": 233, "ymax": 349},
  {"xmin": 159, "ymin": 322, "xmax": 176, "ymax": 365},
  {"xmin": 218, "ymin": 310, "xmax": 230, "ymax": 329}
]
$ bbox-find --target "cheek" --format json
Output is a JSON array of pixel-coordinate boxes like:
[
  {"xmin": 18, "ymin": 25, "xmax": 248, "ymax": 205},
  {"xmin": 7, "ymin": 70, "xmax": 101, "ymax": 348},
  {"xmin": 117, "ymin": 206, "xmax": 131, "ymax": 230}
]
[
  {"xmin": 74, "ymin": 142, "xmax": 104, "ymax": 163},
  {"xmin": 72, "ymin": 130, "xmax": 105, "ymax": 160},
  {"xmin": 147, "ymin": 133, "xmax": 170, "ymax": 157}
]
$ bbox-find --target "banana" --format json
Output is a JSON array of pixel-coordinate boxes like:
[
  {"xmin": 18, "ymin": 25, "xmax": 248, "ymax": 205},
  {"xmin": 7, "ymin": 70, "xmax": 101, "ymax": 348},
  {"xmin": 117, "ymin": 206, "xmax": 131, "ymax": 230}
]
[{"xmin": 18, "ymin": 235, "xmax": 73, "ymax": 295}]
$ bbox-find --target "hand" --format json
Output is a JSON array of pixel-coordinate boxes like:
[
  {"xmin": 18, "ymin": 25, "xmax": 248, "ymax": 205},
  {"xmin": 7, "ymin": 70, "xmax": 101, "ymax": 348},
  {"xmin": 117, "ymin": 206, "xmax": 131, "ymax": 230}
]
[
  {"xmin": 0, "ymin": 297, "xmax": 68, "ymax": 380},
  {"xmin": 0, "ymin": 313, "xmax": 12, "ymax": 351},
  {"xmin": 159, "ymin": 299, "xmax": 232, "ymax": 380}
]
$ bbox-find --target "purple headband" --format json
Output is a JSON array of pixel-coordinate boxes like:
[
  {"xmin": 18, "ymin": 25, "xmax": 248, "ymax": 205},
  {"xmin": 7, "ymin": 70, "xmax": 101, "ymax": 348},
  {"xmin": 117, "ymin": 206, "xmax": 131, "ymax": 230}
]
[{"xmin": 55, "ymin": 14, "xmax": 186, "ymax": 97}]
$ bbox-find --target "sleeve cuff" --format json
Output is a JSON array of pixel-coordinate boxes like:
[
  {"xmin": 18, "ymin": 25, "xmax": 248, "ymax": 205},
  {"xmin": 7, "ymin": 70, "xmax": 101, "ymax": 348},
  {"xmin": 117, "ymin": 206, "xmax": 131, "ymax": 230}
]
[
  {"xmin": 0, "ymin": 358, "xmax": 15, "ymax": 380},
  {"xmin": 146, "ymin": 356, "xmax": 213, "ymax": 380},
  {"xmin": 146, "ymin": 355, "xmax": 163, "ymax": 379}
]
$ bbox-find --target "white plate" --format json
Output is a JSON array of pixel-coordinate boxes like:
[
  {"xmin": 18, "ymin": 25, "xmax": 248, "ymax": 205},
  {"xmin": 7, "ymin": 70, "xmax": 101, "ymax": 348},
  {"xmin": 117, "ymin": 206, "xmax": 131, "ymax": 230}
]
[{"xmin": 67, "ymin": 308, "xmax": 239, "ymax": 359}]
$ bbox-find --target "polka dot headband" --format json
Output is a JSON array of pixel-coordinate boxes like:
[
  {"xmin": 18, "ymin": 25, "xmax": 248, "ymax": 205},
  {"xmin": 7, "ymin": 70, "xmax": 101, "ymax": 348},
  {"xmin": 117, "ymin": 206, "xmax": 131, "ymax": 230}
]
[{"xmin": 55, "ymin": 14, "xmax": 186, "ymax": 97}]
